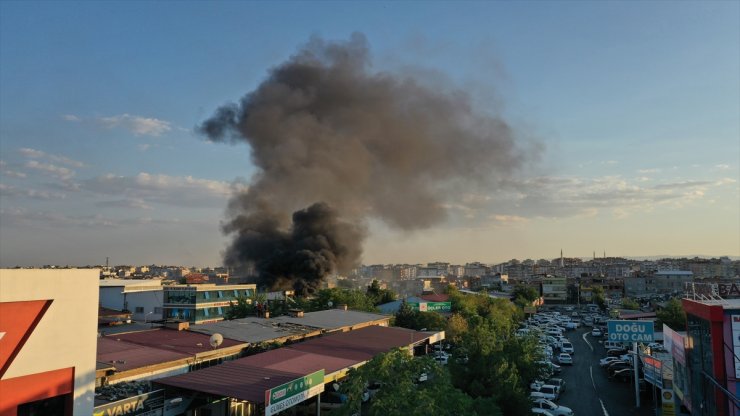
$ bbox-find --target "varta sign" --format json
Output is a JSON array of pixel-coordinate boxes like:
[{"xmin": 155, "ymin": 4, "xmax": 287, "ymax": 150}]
[{"xmin": 93, "ymin": 390, "xmax": 164, "ymax": 416}]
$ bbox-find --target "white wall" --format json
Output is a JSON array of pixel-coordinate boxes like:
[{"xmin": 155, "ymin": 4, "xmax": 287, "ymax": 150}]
[
  {"xmin": 0, "ymin": 269, "xmax": 98, "ymax": 416},
  {"xmin": 125, "ymin": 290, "xmax": 164, "ymax": 321}
]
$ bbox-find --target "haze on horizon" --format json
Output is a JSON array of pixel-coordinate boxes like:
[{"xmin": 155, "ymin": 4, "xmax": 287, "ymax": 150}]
[{"xmin": 0, "ymin": 1, "xmax": 738, "ymax": 268}]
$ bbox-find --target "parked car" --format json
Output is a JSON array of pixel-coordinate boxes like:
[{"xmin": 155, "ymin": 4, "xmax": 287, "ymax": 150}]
[
  {"xmin": 607, "ymin": 359, "xmax": 631, "ymax": 371},
  {"xmin": 557, "ymin": 353, "xmax": 573, "ymax": 365},
  {"xmin": 591, "ymin": 328, "xmax": 602, "ymax": 337},
  {"xmin": 560, "ymin": 342, "xmax": 574, "ymax": 354},
  {"xmin": 531, "ymin": 382, "xmax": 561, "ymax": 399},
  {"xmin": 600, "ymin": 356, "xmax": 626, "ymax": 367},
  {"xmin": 611, "ymin": 368, "xmax": 635, "ymax": 382},
  {"xmin": 546, "ymin": 377, "xmax": 566, "ymax": 394},
  {"xmin": 531, "ymin": 408, "xmax": 556, "ymax": 416},
  {"xmin": 532, "ymin": 398, "xmax": 574, "ymax": 416},
  {"xmin": 606, "ymin": 348, "xmax": 628, "ymax": 357}
]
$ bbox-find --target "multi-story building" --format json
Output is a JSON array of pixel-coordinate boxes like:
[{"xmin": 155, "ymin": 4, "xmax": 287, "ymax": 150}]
[
  {"xmin": 162, "ymin": 284, "xmax": 256, "ymax": 324},
  {"xmin": 99, "ymin": 278, "xmax": 164, "ymax": 322},
  {"xmin": 541, "ymin": 276, "xmax": 567, "ymax": 304}
]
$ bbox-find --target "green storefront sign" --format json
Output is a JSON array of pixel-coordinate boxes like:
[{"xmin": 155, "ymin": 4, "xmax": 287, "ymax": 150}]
[
  {"xmin": 264, "ymin": 369, "xmax": 324, "ymax": 416},
  {"xmin": 408, "ymin": 302, "xmax": 452, "ymax": 312}
]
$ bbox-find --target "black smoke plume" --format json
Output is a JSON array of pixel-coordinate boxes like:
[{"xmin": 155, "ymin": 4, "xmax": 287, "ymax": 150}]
[{"xmin": 200, "ymin": 33, "xmax": 533, "ymax": 295}]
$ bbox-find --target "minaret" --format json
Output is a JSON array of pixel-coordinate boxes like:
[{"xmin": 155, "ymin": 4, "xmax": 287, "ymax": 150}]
[{"xmin": 560, "ymin": 249, "xmax": 564, "ymax": 268}]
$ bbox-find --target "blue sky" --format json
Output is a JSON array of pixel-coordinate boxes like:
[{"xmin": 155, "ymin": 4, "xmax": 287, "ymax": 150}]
[{"xmin": 1, "ymin": 1, "xmax": 738, "ymax": 266}]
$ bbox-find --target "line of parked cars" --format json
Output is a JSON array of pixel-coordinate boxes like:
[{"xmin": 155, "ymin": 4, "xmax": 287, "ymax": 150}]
[{"xmin": 522, "ymin": 311, "xmax": 576, "ymax": 415}]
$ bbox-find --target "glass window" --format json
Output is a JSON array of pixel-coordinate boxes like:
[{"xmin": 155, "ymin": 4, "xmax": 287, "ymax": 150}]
[{"xmin": 218, "ymin": 291, "xmax": 223, "ymax": 298}]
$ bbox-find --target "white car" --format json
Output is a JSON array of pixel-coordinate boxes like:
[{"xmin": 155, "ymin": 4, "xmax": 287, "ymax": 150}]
[
  {"xmin": 531, "ymin": 408, "xmax": 556, "ymax": 416},
  {"xmin": 560, "ymin": 342, "xmax": 574, "ymax": 354},
  {"xmin": 599, "ymin": 356, "xmax": 625, "ymax": 367},
  {"xmin": 532, "ymin": 398, "xmax": 574, "ymax": 416},
  {"xmin": 557, "ymin": 353, "xmax": 573, "ymax": 365},
  {"xmin": 591, "ymin": 328, "xmax": 602, "ymax": 337}
]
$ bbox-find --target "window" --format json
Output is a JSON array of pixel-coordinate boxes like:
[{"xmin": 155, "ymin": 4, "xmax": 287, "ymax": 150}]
[
  {"xmin": 217, "ymin": 291, "xmax": 224, "ymax": 298},
  {"xmin": 154, "ymin": 307, "xmax": 163, "ymax": 314},
  {"xmin": 135, "ymin": 306, "xmax": 144, "ymax": 313}
]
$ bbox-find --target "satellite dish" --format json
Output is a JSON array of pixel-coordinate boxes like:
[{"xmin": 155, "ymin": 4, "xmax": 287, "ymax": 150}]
[
  {"xmin": 327, "ymin": 301, "xmax": 333, "ymax": 308},
  {"xmin": 209, "ymin": 333, "xmax": 223, "ymax": 349}
]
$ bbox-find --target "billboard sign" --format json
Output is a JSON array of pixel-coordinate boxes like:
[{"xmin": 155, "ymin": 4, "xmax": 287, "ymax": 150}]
[
  {"xmin": 93, "ymin": 390, "xmax": 164, "ymax": 416},
  {"xmin": 643, "ymin": 356, "xmax": 663, "ymax": 388},
  {"xmin": 409, "ymin": 302, "xmax": 452, "ymax": 312},
  {"xmin": 265, "ymin": 370, "xmax": 324, "ymax": 416},
  {"xmin": 607, "ymin": 320, "xmax": 654, "ymax": 343}
]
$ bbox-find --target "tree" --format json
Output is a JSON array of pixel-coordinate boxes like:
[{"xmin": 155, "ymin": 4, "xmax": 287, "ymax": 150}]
[
  {"xmin": 657, "ymin": 298, "xmax": 686, "ymax": 331},
  {"xmin": 366, "ymin": 280, "xmax": 397, "ymax": 306},
  {"xmin": 337, "ymin": 349, "xmax": 476, "ymax": 416},
  {"xmin": 591, "ymin": 286, "xmax": 607, "ymax": 311},
  {"xmin": 511, "ymin": 284, "xmax": 540, "ymax": 309},
  {"xmin": 621, "ymin": 298, "xmax": 640, "ymax": 310},
  {"xmin": 308, "ymin": 288, "xmax": 378, "ymax": 312},
  {"xmin": 446, "ymin": 313, "xmax": 469, "ymax": 344},
  {"xmin": 225, "ymin": 295, "xmax": 253, "ymax": 320}
]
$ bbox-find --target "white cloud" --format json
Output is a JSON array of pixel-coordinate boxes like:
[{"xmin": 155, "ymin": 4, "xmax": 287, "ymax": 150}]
[
  {"xmin": 98, "ymin": 113, "xmax": 172, "ymax": 137},
  {"xmin": 637, "ymin": 168, "xmax": 661, "ymax": 174},
  {"xmin": 24, "ymin": 160, "xmax": 75, "ymax": 180},
  {"xmin": 18, "ymin": 147, "xmax": 85, "ymax": 168},
  {"xmin": 83, "ymin": 172, "xmax": 242, "ymax": 207},
  {"xmin": 489, "ymin": 214, "xmax": 529, "ymax": 225},
  {"xmin": 0, "ymin": 184, "xmax": 66, "ymax": 200},
  {"xmin": 0, "ymin": 207, "xmax": 180, "ymax": 229},
  {"xmin": 62, "ymin": 114, "xmax": 81, "ymax": 122},
  {"xmin": 95, "ymin": 198, "xmax": 152, "ymax": 210},
  {"xmin": 715, "ymin": 164, "xmax": 731, "ymax": 170}
]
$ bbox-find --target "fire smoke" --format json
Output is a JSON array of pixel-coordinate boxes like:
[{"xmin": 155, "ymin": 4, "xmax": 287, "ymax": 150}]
[{"xmin": 199, "ymin": 33, "xmax": 532, "ymax": 295}]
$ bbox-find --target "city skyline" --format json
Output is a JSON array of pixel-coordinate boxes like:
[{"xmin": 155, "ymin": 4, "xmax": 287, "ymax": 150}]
[{"xmin": 1, "ymin": 1, "xmax": 738, "ymax": 267}]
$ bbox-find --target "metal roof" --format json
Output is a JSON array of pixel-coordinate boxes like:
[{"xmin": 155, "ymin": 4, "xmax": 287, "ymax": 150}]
[
  {"xmin": 97, "ymin": 337, "xmax": 190, "ymax": 372},
  {"xmin": 188, "ymin": 309, "xmax": 391, "ymax": 343},
  {"xmin": 155, "ymin": 325, "xmax": 438, "ymax": 403},
  {"xmin": 103, "ymin": 328, "xmax": 245, "ymax": 356}
]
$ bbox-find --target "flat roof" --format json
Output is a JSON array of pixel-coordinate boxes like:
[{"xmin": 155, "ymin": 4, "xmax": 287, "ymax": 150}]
[
  {"xmin": 106, "ymin": 328, "xmax": 244, "ymax": 356},
  {"xmin": 98, "ymin": 337, "xmax": 190, "ymax": 372},
  {"xmin": 188, "ymin": 309, "xmax": 391, "ymax": 343},
  {"xmin": 155, "ymin": 325, "xmax": 438, "ymax": 403}
]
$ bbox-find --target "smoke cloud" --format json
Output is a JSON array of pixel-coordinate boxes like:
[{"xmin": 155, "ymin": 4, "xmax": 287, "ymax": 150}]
[{"xmin": 200, "ymin": 33, "xmax": 533, "ymax": 295}]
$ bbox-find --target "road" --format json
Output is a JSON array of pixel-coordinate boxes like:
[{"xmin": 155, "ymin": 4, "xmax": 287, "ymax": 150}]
[{"xmin": 556, "ymin": 327, "xmax": 656, "ymax": 416}]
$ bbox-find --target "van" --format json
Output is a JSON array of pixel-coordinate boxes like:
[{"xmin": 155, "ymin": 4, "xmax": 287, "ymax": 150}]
[
  {"xmin": 531, "ymin": 383, "xmax": 560, "ymax": 400},
  {"xmin": 604, "ymin": 341, "xmax": 624, "ymax": 350}
]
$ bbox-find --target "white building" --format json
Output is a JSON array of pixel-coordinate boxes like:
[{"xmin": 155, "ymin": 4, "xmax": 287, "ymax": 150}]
[
  {"xmin": 99, "ymin": 279, "xmax": 165, "ymax": 322},
  {"xmin": 0, "ymin": 269, "xmax": 98, "ymax": 416}
]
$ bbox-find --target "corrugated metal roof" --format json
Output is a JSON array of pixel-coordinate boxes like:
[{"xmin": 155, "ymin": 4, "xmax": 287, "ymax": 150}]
[
  {"xmin": 97, "ymin": 337, "xmax": 189, "ymax": 371},
  {"xmin": 104, "ymin": 328, "xmax": 244, "ymax": 355},
  {"xmin": 155, "ymin": 325, "xmax": 436, "ymax": 404}
]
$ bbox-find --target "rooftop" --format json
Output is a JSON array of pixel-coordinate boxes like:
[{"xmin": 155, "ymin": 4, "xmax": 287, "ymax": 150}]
[
  {"xmin": 188, "ymin": 308, "xmax": 391, "ymax": 343},
  {"xmin": 154, "ymin": 325, "xmax": 438, "ymax": 403}
]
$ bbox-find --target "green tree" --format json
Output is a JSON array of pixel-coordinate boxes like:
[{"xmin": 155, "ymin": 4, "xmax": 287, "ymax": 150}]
[
  {"xmin": 657, "ymin": 298, "xmax": 686, "ymax": 331},
  {"xmin": 621, "ymin": 297, "xmax": 640, "ymax": 310},
  {"xmin": 511, "ymin": 284, "xmax": 540, "ymax": 309},
  {"xmin": 591, "ymin": 286, "xmax": 607, "ymax": 311},
  {"xmin": 308, "ymin": 288, "xmax": 377, "ymax": 312},
  {"xmin": 366, "ymin": 280, "xmax": 397, "ymax": 306},
  {"xmin": 446, "ymin": 313, "xmax": 469, "ymax": 344},
  {"xmin": 337, "ymin": 349, "xmax": 476, "ymax": 416},
  {"xmin": 225, "ymin": 295, "xmax": 253, "ymax": 320}
]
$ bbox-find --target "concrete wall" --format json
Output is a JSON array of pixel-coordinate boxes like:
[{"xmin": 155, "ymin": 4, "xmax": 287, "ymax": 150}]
[{"xmin": 0, "ymin": 269, "xmax": 98, "ymax": 416}]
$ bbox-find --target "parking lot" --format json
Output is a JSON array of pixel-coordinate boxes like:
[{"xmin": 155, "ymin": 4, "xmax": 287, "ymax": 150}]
[{"xmin": 550, "ymin": 325, "xmax": 656, "ymax": 416}]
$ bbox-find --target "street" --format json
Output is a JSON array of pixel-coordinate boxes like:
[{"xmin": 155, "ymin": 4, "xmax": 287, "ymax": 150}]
[{"xmin": 556, "ymin": 327, "xmax": 656, "ymax": 416}]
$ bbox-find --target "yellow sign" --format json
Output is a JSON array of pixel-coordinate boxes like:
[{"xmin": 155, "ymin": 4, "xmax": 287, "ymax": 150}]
[{"xmin": 661, "ymin": 389, "xmax": 676, "ymax": 416}]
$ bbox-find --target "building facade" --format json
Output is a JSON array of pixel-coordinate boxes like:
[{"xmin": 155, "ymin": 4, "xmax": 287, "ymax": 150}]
[
  {"xmin": 0, "ymin": 269, "xmax": 99, "ymax": 416},
  {"xmin": 162, "ymin": 284, "xmax": 256, "ymax": 324}
]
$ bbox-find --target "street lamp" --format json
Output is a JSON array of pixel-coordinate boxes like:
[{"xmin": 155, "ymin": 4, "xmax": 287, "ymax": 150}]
[{"xmin": 144, "ymin": 311, "xmax": 154, "ymax": 326}]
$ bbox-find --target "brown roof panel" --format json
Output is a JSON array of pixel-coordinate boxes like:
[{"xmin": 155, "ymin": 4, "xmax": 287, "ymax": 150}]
[
  {"xmin": 155, "ymin": 325, "xmax": 436, "ymax": 404},
  {"xmin": 97, "ymin": 337, "xmax": 189, "ymax": 371},
  {"xmin": 106, "ymin": 328, "xmax": 243, "ymax": 355},
  {"xmin": 156, "ymin": 360, "xmax": 302, "ymax": 402}
]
